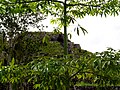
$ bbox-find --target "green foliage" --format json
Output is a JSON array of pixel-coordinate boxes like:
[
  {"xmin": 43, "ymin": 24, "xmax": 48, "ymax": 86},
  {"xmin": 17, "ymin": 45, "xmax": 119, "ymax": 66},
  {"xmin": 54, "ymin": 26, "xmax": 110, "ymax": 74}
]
[
  {"xmin": 1, "ymin": 0, "xmax": 120, "ymax": 55},
  {"xmin": 11, "ymin": 32, "xmax": 65, "ymax": 64},
  {"xmin": 42, "ymin": 35, "xmax": 50, "ymax": 44},
  {"xmin": 0, "ymin": 0, "xmax": 120, "ymax": 89},
  {"xmin": 0, "ymin": 54, "xmax": 88, "ymax": 89},
  {"xmin": 92, "ymin": 48, "xmax": 120, "ymax": 86},
  {"xmin": 0, "ymin": 48, "xmax": 120, "ymax": 89},
  {"xmin": 0, "ymin": 32, "xmax": 3, "ymax": 52},
  {"xmin": 0, "ymin": 58, "xmax": 23, "ymax": 83}
]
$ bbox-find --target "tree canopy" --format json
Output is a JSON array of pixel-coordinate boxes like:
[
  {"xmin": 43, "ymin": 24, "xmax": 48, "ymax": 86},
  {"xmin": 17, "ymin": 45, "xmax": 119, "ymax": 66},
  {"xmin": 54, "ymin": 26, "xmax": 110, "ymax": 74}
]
[{"xmin": 1, "ymin": 0, "xmax": 119, "ymax": 17}]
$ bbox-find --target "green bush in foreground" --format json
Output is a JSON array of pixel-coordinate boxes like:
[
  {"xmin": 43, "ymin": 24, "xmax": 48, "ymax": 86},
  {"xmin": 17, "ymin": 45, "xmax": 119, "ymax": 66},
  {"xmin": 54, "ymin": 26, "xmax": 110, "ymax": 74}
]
[{"xmin": 0, "ymin": 48, "xmax": 120, "ymax": 90}]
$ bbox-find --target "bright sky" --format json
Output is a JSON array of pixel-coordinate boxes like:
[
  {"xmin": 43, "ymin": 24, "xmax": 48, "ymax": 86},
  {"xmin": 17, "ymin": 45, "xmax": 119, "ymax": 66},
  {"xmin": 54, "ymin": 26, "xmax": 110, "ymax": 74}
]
[
  {"xmin": 30, "ymin": 15, "xmax": 120, "ymax": 53},
  {"xmin": 74, "ymin": 15, "xmax": 120, "ymax": 53}
]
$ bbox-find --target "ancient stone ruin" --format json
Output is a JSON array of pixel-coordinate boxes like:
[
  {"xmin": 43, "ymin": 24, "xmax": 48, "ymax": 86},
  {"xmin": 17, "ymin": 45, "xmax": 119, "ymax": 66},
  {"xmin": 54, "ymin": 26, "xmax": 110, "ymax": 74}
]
[{"xmin": 50, "ymin": 32, "xmax": 81, "ymax": 54}]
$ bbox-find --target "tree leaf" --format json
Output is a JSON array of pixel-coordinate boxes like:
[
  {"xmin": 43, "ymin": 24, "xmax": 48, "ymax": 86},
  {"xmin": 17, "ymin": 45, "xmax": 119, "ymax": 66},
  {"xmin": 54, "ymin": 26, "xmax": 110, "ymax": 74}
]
[
  {"xmin": 74, "ymin": 27, "xmax": 76, "ymax": 32},
  {"xmin": 77, "ymin": 27, "xmax": 79, "ymax": 36},
  {"xmin": 68, "ymin": 33, "xmax": 72, "ymax": 39},
  {"xmin": 80, "ymin": 26, "xmax": 88, "ymax": 35},
  {"xmin": 42, "ymin": 35, "xmax": 49, "ymax": 44},
  {"xmin": 71, "ymin": 19, "xmax": 74, "ymax": 24},
  {"xmin": 42, "ymin": 36, "xmax": 46, "ymax": 44},
  {"xmin": 10, "ymin": 58, "xmax": 15, "ymax": 66}
]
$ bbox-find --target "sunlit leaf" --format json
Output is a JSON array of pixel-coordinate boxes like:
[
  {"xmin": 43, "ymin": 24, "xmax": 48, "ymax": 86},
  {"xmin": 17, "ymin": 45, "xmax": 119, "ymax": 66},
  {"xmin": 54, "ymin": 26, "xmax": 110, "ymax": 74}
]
[{"xmin": 10, "ymin": 58, "xmax": 15, "ymax": 66}]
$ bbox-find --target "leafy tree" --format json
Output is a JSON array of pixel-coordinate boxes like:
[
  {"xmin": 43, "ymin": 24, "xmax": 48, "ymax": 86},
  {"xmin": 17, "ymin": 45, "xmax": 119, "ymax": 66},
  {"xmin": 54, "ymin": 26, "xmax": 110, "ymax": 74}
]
[
  {"xmin": 1, "ymin": 0, "xmax": 119, "ymax": 55},
  {"xmin": 0, "ymin": 3, "xmax": 47, "ymax": 65},
  {"xmin": 0, "ymin": 3, "xmax": 47, "ymax": 89}
]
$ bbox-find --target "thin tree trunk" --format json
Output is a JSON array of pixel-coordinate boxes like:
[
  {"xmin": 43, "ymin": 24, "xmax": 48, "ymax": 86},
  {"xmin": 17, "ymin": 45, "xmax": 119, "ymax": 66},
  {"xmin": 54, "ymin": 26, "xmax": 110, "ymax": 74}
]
[
  {"xmin": 64, "ymin": 0, "xmax": 68, "ymax": 56},
  {"xmin": 9, "ymin": 83, "xmax": 12, "ymax": 90}
]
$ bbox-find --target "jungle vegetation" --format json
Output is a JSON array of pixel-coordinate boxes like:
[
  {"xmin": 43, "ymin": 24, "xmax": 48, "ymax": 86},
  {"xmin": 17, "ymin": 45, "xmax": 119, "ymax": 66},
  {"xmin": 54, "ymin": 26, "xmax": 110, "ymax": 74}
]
[{"xmin": 0, "ymin": 0, "xmax": 120, "ymax": 90}]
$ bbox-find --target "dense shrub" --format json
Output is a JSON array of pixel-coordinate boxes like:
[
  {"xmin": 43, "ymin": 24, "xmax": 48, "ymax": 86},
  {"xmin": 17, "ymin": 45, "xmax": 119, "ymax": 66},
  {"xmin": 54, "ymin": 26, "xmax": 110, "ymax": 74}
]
[{"xmin": 0, "ymin": 48, "xmax": 120, "ymax": 90}]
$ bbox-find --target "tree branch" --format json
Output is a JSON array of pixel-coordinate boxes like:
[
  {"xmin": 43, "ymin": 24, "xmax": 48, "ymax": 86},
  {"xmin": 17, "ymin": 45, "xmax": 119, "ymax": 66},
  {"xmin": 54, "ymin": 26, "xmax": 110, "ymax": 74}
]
[
  {"xmin": 1, "ymin": 0, "xmax": 105, "ymax": 8},
  {"xmin": 0, "ymin": 0, "xmax": 64, "ymax": 5},
  {"xmin": 69, "ymin": 69, "xmax": 83, "ymax": 79},
  {"xmin": 67, "ymin": 3, "xmax": 102, "ymax": 7}
]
